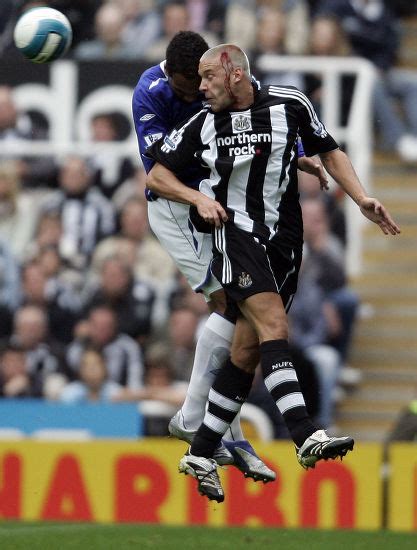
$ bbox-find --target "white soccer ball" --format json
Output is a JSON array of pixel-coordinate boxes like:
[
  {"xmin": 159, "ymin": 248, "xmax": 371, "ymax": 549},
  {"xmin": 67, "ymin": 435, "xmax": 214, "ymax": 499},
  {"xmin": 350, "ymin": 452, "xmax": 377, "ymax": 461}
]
[{"xmin": 14, "ymin": 7, "xmax": 72, "ymax": 64}]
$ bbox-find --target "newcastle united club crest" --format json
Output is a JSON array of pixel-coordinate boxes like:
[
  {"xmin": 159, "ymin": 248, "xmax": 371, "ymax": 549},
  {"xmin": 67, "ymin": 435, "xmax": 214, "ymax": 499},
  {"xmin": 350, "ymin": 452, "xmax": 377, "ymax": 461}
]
[{"xmin": 238, "ymin": 272, "xmax": 253, "ymax": 288}]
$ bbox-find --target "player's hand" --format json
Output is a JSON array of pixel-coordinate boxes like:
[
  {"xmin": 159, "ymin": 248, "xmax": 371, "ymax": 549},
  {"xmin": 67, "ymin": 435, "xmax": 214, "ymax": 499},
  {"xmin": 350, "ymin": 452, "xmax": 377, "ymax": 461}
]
[
  {"xmin": 359, "ymin": 197, "xmax": 401, "ymax": 235},
  {"xmin": 195, "ymin": 194, "xmax": 228, "ymax": 228},
  {"xmin": 298, "ymin": 156, "xmax": 329, "ymax": 190}
]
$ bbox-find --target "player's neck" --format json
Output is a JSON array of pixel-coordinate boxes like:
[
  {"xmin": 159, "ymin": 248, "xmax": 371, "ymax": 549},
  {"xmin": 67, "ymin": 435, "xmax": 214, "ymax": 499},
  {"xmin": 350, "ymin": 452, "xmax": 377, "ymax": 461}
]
[{"xmin": 231, "ymin": 84, "xmax": 254, "ymax": 111}]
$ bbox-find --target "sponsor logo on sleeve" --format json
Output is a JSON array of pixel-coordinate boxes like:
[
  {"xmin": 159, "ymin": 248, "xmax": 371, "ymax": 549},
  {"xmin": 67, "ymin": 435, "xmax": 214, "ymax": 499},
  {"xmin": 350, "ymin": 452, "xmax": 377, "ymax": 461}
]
[
  {"xmin": 144, "ymin": 133, "xmax": 163, "ymax": 147},
  {"xmin": 161, "ymin": 129, "xmax": 184, "ymax": 153},
  {"xmin": 310, "ymin": 119, "xmax": 328, "ymax": 138}
]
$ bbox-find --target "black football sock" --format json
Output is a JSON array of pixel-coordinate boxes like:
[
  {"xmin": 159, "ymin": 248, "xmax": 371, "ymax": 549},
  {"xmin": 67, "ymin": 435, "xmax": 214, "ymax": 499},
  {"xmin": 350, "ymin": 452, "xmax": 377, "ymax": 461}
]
[
  {"xmin": 190, "ymin": 358, "xmax": 254, "ymax": 458},
  {"xmin": 260, "ymin": 339, "xmax": 316, "ymax": 448}
]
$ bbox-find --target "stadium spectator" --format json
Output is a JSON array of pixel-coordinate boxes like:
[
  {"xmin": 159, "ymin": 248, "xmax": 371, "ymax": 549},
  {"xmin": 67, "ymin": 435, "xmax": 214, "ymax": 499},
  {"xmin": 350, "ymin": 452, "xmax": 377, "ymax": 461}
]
[
  {"xmin": 35, "ymin": 244, "xmax": 83, "ymax": 292},
  {"xmin": 301, "ymin": 197, "xmax": 360, "ymax": 366},
  {"xmin": 0, "ymin": 85, "xmax": 56, "ymax": 188},
  {"xmin": 66, "ymin": 305, "xmax": 144, "ymax": 390},
  {"xmin": 88, "ymin": 113, "xmax": 136, "ymax": 200},
  {"xmin": 144, "ymin": 1, "xmax": 218, "ymax": 63},
  {"xmin": 252, "ymin": 7, "xmax": 305, "ymax": 90},
  {"xmin": 0, "ymin": 238, "xmax": 21, "ymax": 312},
  {"xmin": 112, "ymin": 0, "xmax": 161, "ymax": 60},
  {"xmin": 113, "ymin": 342, "xmax": 188, "ymax": 435},
  {"xmin": 91, "ymin": 196, "xmax": 177, "ymax": 319},
  {"xmin": 31, "ymin": 213, "xmax": 63, "ymax": 252},
  {"xmin": 305, "ymin": 16, "xmax": 355, "ymax": 127},
  {"xmin": 298, "ymin": 169, "xmax": 346, "ymax": 246},
  {"xmin": 40, "ymin": 156, "xmax": 116, "ymax": 270},
  {"xmin": 20, "ymin": 261, "xmax": 82, "ymax": 344},
  {"xmin": 165, "ymin": 306, "xmax": 201, "ymax": 382},
  {"xmin": 181, "ymin": 0, "xmax": 226, "ymax": 39},
  {"xmin": 0, "ymin": 160, "xmax": 40, "ymax": 260},
  {"xmin": 74, "ymin": 3, "xmax": 135, "ymax": 61},
  {"xmin": 315, "ymin": 0, "xmax": 417, "ymax": 162},
  {"xmin": 225, "ymin": 0, "xmax": 310, "ymax": 55},
  {"xmin": 111, "ymin": 166, "xmax": 148, "ymax": 211},
  {"xmin": 9, "ymin": 305, "xmax": 68, "ymax": 397},
  {"xmin": 83, "ymin": 255, "xmax": 155, "ymax": 345},
  {"xmin": 60, "ymin": 348, "xmax": 122, "ymax": 403},
  {"xmin": 0, "ymin": 342, "xmax": 32, "ymax": 398}
]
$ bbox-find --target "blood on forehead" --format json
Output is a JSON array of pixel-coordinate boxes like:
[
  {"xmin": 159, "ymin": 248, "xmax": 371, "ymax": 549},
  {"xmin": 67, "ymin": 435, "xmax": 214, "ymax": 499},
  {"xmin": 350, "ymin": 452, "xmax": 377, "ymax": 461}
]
[{"xmin": 220, "ymin": 51, "xmax": 236, "ymax": 100}]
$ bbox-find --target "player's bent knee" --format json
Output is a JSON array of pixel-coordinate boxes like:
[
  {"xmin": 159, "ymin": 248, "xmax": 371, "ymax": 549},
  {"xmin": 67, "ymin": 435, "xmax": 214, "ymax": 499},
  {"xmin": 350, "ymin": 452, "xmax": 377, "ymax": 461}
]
[{"xmin": 231, "ymin": 345, "xmax": 260, "ymax": 373}]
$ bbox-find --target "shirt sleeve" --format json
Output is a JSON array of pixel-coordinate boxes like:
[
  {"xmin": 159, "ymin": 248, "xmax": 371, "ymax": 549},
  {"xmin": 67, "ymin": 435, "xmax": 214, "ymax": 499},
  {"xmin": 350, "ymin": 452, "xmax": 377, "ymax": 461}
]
[
  {"xmin": 292, "ymin": 89, "xmax": 339, "ymax": 157},
  {"xmin": 132, "ymin": 84, "xmax": 171, "ymax": 174},
  {"xmin": 146, "ymin": 110, "xmax": 206, "ymax": 174}
]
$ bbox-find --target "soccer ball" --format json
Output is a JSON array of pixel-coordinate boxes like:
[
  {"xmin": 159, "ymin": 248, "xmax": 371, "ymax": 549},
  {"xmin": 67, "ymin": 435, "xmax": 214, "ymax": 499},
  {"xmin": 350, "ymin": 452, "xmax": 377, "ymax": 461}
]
[{"xmin": 13, "ymin": 7, "xmax": 72, "ymax": 64}]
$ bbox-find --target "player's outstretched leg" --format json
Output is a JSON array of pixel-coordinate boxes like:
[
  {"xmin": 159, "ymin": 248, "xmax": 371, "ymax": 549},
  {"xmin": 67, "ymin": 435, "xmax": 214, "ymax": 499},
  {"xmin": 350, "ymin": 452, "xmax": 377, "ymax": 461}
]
[
  {"xmin": 296, "ymin": 429, "xmax": 354, "ymax": 469},
  {"xmin": 260, "ymin": 339, "xmax": 355, "ymax": 469},
  {"xmin": 178, "ymin": 448, "xmax": 224, "ymax": 503}
]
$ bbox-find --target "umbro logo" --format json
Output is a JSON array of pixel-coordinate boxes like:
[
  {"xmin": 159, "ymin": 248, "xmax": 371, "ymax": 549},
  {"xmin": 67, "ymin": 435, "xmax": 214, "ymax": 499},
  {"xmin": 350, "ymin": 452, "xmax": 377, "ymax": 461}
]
[{"xmin": 140, "ymin": 113, "xmax": 156, "ymax": 121}]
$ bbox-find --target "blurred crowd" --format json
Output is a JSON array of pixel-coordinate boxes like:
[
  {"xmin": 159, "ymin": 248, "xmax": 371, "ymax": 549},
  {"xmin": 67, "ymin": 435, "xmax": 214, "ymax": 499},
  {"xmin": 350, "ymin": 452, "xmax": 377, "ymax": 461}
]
[{"xmin": 0, "ymin": 0, "xmax": 417, "ymax": 435}]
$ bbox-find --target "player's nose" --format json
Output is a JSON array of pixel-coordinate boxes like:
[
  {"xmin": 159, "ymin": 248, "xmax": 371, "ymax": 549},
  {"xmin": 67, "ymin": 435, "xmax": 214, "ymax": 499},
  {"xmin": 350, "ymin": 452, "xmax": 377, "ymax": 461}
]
[{"xmin": 199, "ymin": 79, "xmax": 207, "ymax": 92}]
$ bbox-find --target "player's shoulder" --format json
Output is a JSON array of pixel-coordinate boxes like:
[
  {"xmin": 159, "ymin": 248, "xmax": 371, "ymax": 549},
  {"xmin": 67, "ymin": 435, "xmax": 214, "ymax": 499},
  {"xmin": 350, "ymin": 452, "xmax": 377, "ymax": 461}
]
[
  {"xmin": 136, "ymin": 61, "xmax": 170, "ymax": 97},
  {"xmin": 263, "ymin": 84, "xmax": 310, "ymax": 105}
]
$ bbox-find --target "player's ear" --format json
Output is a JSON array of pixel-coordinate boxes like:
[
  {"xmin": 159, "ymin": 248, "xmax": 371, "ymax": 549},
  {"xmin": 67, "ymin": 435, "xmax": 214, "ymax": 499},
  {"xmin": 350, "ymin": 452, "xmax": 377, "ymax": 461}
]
[{"xmin": 233, "ymin": 67, "xmax": 243, "ymax": 83}]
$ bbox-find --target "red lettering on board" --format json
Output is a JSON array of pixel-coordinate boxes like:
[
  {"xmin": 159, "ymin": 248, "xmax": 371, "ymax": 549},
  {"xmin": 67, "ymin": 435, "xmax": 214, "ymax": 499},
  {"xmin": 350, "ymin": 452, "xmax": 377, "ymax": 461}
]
[
  {"xmin": 227, "ymin": 465, "xmax": 285, "ymax": 526},
  {"xmin": 187, "ymin": 475, "xmax": 209, "ymax": 524},
  {"xmin": 41, "ymin": 454, "xmax": 93, "ymax": 521},
  {"xmin": 300, "ymin": 462, "xmax": 355, "ymax": 528},
  {"xmin": 0, "ymin": 453, "xmax": 21, "ymax": 519},
  {"xmin": 115, "ymin": 455, "xmax": 169, "ymax": 522}
]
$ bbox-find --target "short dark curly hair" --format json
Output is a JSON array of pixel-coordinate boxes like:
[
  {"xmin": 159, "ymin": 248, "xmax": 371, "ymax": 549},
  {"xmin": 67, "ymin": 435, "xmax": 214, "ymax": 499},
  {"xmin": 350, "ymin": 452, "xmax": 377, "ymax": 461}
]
[{"xmin": 165, "ymin": 31, "xmax": 209, "ymax": 79}]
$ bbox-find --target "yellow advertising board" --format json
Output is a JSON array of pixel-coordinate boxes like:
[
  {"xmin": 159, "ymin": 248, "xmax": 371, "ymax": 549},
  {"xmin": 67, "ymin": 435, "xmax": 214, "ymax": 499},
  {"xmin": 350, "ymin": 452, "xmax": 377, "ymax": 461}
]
[
  {"xmin": 0, "ymin": 440, "xmax": 382, "ymax": 529},
  {"xmin": 388, "ymin": 443, "xmax": 417, "ymax": 531}
]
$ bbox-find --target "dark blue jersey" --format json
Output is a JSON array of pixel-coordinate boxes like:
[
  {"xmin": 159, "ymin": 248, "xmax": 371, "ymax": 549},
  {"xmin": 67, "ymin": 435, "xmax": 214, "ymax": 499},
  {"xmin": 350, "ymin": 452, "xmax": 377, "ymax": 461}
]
[{"xmin": 132, "ymin": 61, "xmax": 204, "ymax": 176}]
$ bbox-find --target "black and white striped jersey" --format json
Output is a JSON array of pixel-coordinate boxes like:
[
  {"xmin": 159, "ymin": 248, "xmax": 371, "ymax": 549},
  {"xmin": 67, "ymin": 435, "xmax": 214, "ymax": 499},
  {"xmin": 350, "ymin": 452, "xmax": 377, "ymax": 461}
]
[
  {"xmin": 149, "ymin": 84, "xmax": 339, "ymax": 247},
  {"xmin": 41, "ymin": 188, "xmax": 116, "ymax": 264}
]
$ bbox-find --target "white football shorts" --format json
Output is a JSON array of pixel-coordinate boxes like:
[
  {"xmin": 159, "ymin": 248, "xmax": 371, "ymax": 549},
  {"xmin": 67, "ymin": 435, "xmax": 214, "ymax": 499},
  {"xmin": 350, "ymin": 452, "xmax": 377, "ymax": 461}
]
[{"xmin": 147, "ymin": 198, "xmax": 222, "ymax": 300}]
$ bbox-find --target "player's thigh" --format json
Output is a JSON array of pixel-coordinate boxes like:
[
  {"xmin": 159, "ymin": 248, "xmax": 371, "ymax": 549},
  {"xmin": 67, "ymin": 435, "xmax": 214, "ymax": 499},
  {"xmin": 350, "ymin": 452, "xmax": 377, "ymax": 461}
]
[
  {"xmin": 147, "ymin": 199, "xmax": 222, "ymax": 299},
  {"xmin": 238, "ymin": 292, "xmax": 288, "ymax": 343}
]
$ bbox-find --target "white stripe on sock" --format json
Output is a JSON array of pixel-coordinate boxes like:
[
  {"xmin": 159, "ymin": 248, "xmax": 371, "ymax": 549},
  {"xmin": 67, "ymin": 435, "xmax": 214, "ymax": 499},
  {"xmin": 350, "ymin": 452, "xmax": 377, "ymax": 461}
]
[
  {"xmin": 277, "ymin": 392, "xmax": 306, "ymax": 414},
  {"xmin": 209, "ymin": 388, "xmax": 242, "ymax": 412},
  {"xmin": 204, "ymin": 412, "xmax": 229, "ymax": 434},
  {"xmin": 264, "ymin": 368, "xmax": 298, "ymax": 392}
]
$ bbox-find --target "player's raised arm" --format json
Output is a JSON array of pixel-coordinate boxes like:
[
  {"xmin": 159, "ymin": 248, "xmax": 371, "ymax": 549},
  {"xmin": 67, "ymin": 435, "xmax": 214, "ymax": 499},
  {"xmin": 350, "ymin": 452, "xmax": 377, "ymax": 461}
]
[
  {"xmin": 319, "ymin": 148, "xmax": 400, "ymax": 236},
  {"xmin": 147, "ymin": 163, "xmax": 228, "ymax": 227}
]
